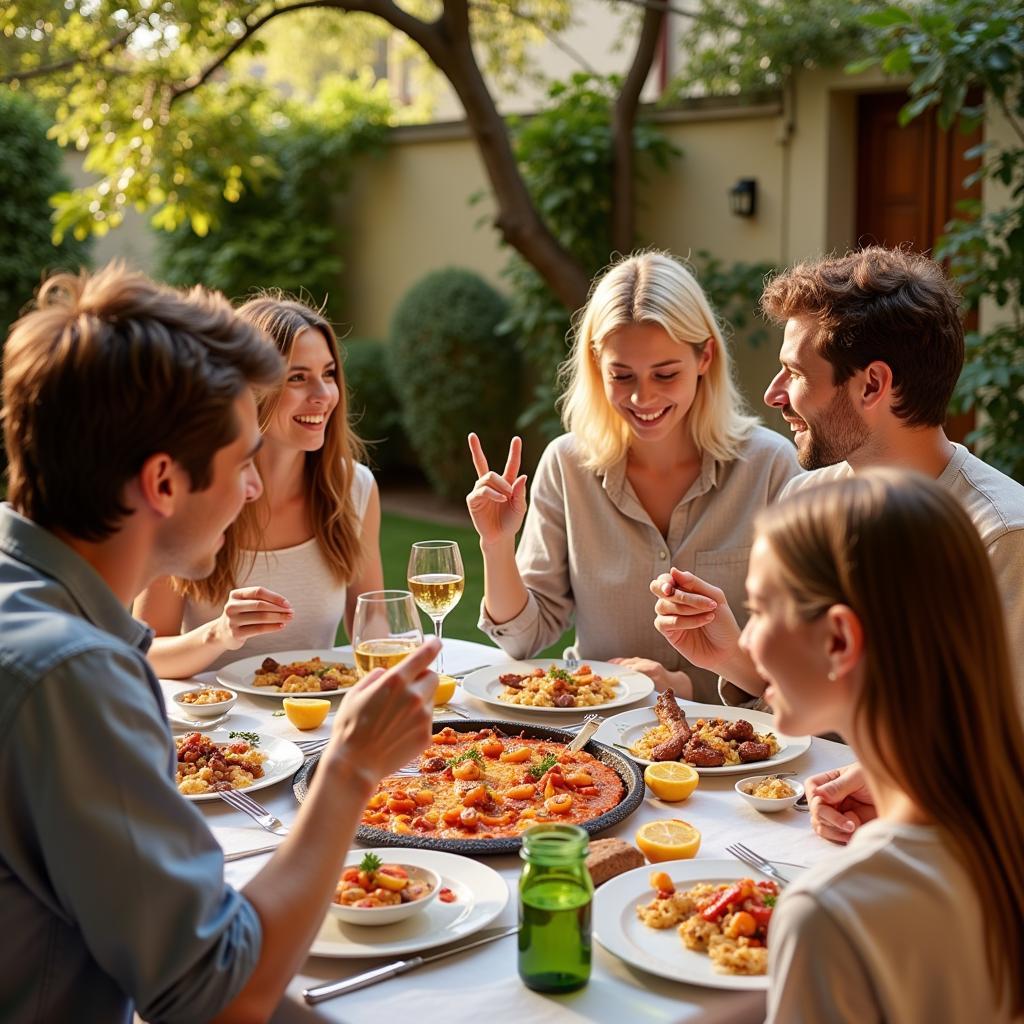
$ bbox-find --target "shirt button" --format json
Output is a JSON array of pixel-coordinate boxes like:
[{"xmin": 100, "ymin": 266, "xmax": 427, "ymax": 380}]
[{"xmin": 659, "ymin": 551, "xmax": 668, "ymax": 559}]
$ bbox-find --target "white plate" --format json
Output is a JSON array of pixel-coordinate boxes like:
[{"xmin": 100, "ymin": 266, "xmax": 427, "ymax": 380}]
[
  {"xmin": 309, "ymin": 847, "xmax": 510, "ymax": 958},
  {"xmin": 215, "ymin": 648, "xmax": 357, "ymax": 698},
  {"xmin": 594, "ymin": 859, "xmax": 773, "ymax": 991},
  {"xmin": 594, "ymin": 701, "xmax": 811, "ymax": 776},
  {"xmin": 176, "ymin": 729, "xmax": 304, "ymax": 802},
  {"xmin": 460, "ymin": 660, "xmax": 654, "ymax": 715}
]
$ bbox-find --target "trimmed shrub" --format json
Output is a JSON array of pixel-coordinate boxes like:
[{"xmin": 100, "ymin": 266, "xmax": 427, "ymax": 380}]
[
  {"xmin": 0, "ymin": 91, "xmax": 91, "ymax": 339},
  {"xmin": 389, "ymin": 269, "xmax": 519, "ymax": 499},
  {"xmin": 342, "ymin": 336, "xmax": 415, "ymax": 477}
]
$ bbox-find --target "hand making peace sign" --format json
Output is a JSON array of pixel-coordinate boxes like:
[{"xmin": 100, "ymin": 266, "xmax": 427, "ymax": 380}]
[{"xmin": 466, "ymin": 433, "xmax": 529, "ymax": 547}]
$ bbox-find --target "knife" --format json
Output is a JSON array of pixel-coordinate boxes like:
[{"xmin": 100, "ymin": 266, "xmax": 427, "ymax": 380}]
[{"xmin": 302, "ymin": 924, "xmax": 518, "ymax": 1004}]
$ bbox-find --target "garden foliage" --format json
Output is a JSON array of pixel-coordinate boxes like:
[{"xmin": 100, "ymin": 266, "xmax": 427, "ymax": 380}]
[
  {"xmin": 0, "ymin": 90, "xmax": 90, "ymax": 339},
  {"xmin": 342, "ymin": 337, "xmax": 415, "ymax": 477},
  {"xmin": 389, "ymin": 269, "xmax": 518, "ymax": 499},
  {"xmin": 154, "ymin": 75, "xmax": 391, "ymax": 314}
]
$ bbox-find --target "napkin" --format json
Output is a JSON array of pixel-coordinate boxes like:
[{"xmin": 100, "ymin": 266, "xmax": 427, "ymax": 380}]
[{"xmin": 212, "ymin": 826, "xmax": 284, "ymax": 860}]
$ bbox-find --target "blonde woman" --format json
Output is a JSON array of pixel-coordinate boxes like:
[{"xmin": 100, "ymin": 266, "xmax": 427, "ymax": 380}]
[
  {"xmin": 138, "ymin": 296, "xmax": 383, "ymax": 677},
  {"xmin": 740, "ymin": 470, "xmax": 1024, "ymax": 1022},
  {"xmin": 468, "ymin": 251, "xmax": 799, "ymax": 702}
]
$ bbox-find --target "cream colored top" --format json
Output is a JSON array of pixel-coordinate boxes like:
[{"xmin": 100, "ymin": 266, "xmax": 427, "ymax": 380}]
[
  {"xmin": 720, "ymin": 444, "xmax": 1024, "ymax": 707},
  {"xmin": 478, "ymin": 427, "xmax": 800, "ymax": 702},
  {"xmin": 768, "ymin": 819, "xmax": 1020, "ymax": 1023},
  {"xmin": 182, "ymin": 462, "xmax": 375, "ymax": 671}
]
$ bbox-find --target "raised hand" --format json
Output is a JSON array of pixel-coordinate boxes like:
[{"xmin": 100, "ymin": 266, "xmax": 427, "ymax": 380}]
[
  {"xmin": 466, "ymin": 433, "xmax": 529, "ymax": 547},
  {"xmin": 213, "ymin": 587, "xmax": 294, "ymax": 650},
  {"xmin": 650, "ymin": 568, "xmax": 741, "ymax": 676},
  {"xmin": 805, "ymin": 762, "xmax": 877, "ymax": 844},
  {"xmin": 327, "ymin": 637, "xmax": 439, "ymax": 782}
]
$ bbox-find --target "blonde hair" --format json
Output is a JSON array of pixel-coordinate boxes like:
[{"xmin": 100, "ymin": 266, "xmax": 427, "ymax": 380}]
[
  {"xmin": 175, "ymin": 294, "xmax": 367, "ymax": 605},
  {"xmin": 757, "ymin": 470, "xmax": 1024, "ymax": 1015},
  {"xmin": 559, "ymin": 250, "xmax": 758, "ymax": 472}
]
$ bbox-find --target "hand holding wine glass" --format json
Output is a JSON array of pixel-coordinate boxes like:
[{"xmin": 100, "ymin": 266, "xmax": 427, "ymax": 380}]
[
  {"xmin": 352, "ymin": 590, "xmax": 423, "ymax": 674},
  {"xmin": 407, "ymin": 540, "xmax": 464, "ymax": 674}
]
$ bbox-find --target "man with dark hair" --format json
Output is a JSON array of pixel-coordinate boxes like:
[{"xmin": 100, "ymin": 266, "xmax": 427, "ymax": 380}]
[
  {"xmin": 0, "ymin": 264, "xmax": 438, "ymax": 1022},
  {"xmin": 650, "ymin": 246, "xmax": 1024, "ymax": 840}
]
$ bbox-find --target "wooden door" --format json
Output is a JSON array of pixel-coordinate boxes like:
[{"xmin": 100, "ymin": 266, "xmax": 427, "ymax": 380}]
[{"xmin": 856, "ymin": 91, "xmax": 982, "ymax": 443}]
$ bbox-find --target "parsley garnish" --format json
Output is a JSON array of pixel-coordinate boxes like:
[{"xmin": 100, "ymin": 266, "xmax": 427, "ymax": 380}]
[
  {"xmin": 528, "ymin": 753, "xmax": 558, "ymax": 780},
  {"xmin": 763, "ymin": 893, "xmax": 777, "ymax": 908},
  {"xmin": 548, "ymin": 667, "xmax": 572, "ymax": 684},
  {"xmin": 228, "ymin": 730, "xmax": 261, "ymax": 746},
  {"xmin": 446, "ymin": 747, "xmax": 484, "ymax": 768},
  {"xmin": 271, "ymin": 711, "xmax": 286, "ymax": 717},
  {"xmin": 359, "ymin": 852, "xmax": 382, "ymax": 874}
]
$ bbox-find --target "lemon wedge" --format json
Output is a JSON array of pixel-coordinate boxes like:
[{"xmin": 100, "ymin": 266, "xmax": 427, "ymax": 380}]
[
  {"xmin": 635, "ymin": 819, "xmax": 702, "ymax": 862},
  {"xmin": 433, "ymin": 674, "xmax": 458, "ymax": 707},
  {"xmin": 282, "ymin": 697, "xmax": 330, "ymax": 731},
  {"xmin": 644, "ymin": 762, "xmax": 700, "ymax": 802}
]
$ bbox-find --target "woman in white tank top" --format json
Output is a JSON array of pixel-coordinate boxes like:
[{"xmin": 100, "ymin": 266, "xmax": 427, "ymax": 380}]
[{"xmin": 136, "ymin": 295, "xmax": 383, "ymax": 677}]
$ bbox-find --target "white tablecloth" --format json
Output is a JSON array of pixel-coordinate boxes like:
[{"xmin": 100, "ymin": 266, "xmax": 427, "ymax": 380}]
[{"xmin": 162, "ymin": 638, "xmax": 853, "ymax": 1024}]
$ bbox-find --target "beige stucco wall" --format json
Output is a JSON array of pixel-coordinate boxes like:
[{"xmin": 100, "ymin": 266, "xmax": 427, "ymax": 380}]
[{"xmin": 337, "ymin": 100, "xmax": 789, "ymax": 418}]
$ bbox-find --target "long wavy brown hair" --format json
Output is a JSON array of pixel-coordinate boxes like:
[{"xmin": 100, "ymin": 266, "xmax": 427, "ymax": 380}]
[
  {"xmin": 757, "ymin": 470, "xmax": 1024, "ymax": 1015},
  {"xmin": 175, "ymin": 294, "xmax": 366, "ymax": 605}
]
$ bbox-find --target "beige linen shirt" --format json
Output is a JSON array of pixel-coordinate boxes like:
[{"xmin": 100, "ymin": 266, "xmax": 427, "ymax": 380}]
[
  {"xmin": 767, "ymin": 820, "xmax": 1019, "ymax": 1023},
  {"xmin": 478, "ymin": 427, "xmax": 800, "ymax": 703},
  {"xmin": 720, "ymin": 443, "xmax": 1024, "ymax": 707}
]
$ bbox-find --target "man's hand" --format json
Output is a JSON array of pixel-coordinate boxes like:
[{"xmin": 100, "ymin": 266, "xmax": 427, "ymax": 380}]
[
  {"xmin": 325, "ymin": 638, "xmax": 440, "ymax": 784},
  {"xmin": 608, "ymin": 657, "xmax": 693, "ymax": 698},
  {"xmin": 212, "ymin": 587, "xmax": 293, "ymax": 650},
  {"xmin": 805, "ymin": 762, "xmax": 877, "ymax": 844},
  {"xmin": 650, "ymin": 568, "xmax": 740, "ymax": 675}
]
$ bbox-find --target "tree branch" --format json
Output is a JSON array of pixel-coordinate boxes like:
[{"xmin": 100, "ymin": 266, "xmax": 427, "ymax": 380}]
[
  {"xmin": 1, "ymin": 24, "xmax": 136, "ymax": 86},
  {"xmin": 170, "ymin": 0, "xmax": 439, "ymax": 104},
  {"xmin": 610, "ymin": 0, "xmax": 665, "ymax": 251}
]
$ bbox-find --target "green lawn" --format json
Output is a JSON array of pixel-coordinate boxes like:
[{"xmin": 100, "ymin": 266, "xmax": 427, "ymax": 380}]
[{"xmin": 363, "ymin": 510, "xmax": 571, "ymax": 658}]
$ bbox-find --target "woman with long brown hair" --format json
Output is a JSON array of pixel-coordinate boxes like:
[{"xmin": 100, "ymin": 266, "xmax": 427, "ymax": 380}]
[
  {"xmin": 738, "ymin": 469, "xmax": 1024, "ymax": 1022},
  {"xmin": 137, "ymin": 295, "xmax": 383, "ymax": 676}
]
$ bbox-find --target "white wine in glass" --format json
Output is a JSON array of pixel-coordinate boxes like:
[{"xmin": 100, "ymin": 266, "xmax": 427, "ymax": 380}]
[
  {"xmin": 352, "ymin": 590, "xmax": 423, "ymax": 675},
  {"xmin": 408, "ymin": 540, "xmax": 464, "ymax": 674}
]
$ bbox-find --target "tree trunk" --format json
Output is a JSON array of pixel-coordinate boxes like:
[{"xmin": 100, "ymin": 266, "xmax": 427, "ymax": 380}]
[{"xmin": 611, "ymin": 3, "xmax": 667, "ymax": 253}]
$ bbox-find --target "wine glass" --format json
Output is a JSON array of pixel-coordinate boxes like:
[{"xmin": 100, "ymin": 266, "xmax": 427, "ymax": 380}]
[
  {"xmin": 352, "ymin": 590, "xmax": 423, "ymax": 675},
  {"xmin": 407, "ymin": 540, "xmax": 465, "ymax": 674}
]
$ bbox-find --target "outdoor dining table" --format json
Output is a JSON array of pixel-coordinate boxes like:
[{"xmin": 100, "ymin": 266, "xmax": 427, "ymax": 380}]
[{"xmin": 161, "ymin": 637, "xmax": 854, "ymax": 1024}]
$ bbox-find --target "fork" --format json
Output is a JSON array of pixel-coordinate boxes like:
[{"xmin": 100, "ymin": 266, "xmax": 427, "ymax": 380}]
[
  {"xmin": 217, "ymin": 788, "xmax": 290, "ymax": 836},
  {"xmin": 725, "ymin": 842, "xmax": 800, "ymax": 888},
  {"xmin": 562, "ymin": 648, "xmax": 580, "ymax": 671},
  {"xmin": 296, "ymin": 738, "xmax": 329, "ymax": 757},
  {"xmin": 393, "ymin": 757, "xmax": 424, "ymax": 777}
]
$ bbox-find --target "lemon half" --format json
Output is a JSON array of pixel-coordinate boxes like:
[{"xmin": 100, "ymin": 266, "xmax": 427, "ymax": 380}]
[
  {"xmin": 282, "ymin": 697, "xmax": 330, "ymax": 730},
  {"xmin": 433, "ymin": 674, "xmax": 458, "ymax": 706},
  {"xmin": 635, "ymin": 819, "xmax": 702, "ymax": 862},
  {"xmin": 644, "ymin": 762, "xmax": 700, "ymax": 802}
]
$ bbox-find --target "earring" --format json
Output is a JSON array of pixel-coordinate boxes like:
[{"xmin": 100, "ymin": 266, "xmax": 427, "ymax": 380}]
[{"xmin": 827, "ymin": 670, "xmax": 837, "ymax": 681}]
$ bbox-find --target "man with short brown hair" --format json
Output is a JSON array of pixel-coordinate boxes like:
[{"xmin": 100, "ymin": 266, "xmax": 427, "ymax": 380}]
[
  {"xmin": 651, "ymin": 246, "xmax": 1024, "ymax": 836},
  {"xmin": 0, "ymin": 264, "xmax": 438, "ymax": 1022}
]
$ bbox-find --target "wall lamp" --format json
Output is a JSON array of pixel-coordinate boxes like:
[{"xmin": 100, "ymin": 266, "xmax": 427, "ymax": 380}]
[{"xmin": 729, "ymin": 178, "xmax": 758, "ymax": 218}]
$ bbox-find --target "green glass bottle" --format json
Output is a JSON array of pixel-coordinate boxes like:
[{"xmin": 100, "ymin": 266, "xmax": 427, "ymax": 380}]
[{"xmin": 518, "ymin": 823, "xmax": 593, "ymax": 993}]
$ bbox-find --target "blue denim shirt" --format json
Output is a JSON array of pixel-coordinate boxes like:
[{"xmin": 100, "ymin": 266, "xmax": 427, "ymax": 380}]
[{"xmin": 0, "ymin": 505, "xmax": 261, "ymax": 1022}]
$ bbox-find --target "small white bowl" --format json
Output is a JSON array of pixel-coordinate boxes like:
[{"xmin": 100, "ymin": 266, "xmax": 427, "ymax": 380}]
[
  {"xmin": 327, "ymin": 863, "xmax": 441, "ymax": 927},
  {"xmin": 735, "ymin": 774, "xmax": 804, "ymax": 813},
  {"xmin": 172, "ymin": 686, "xmax": 238, "ymax": 719}
]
